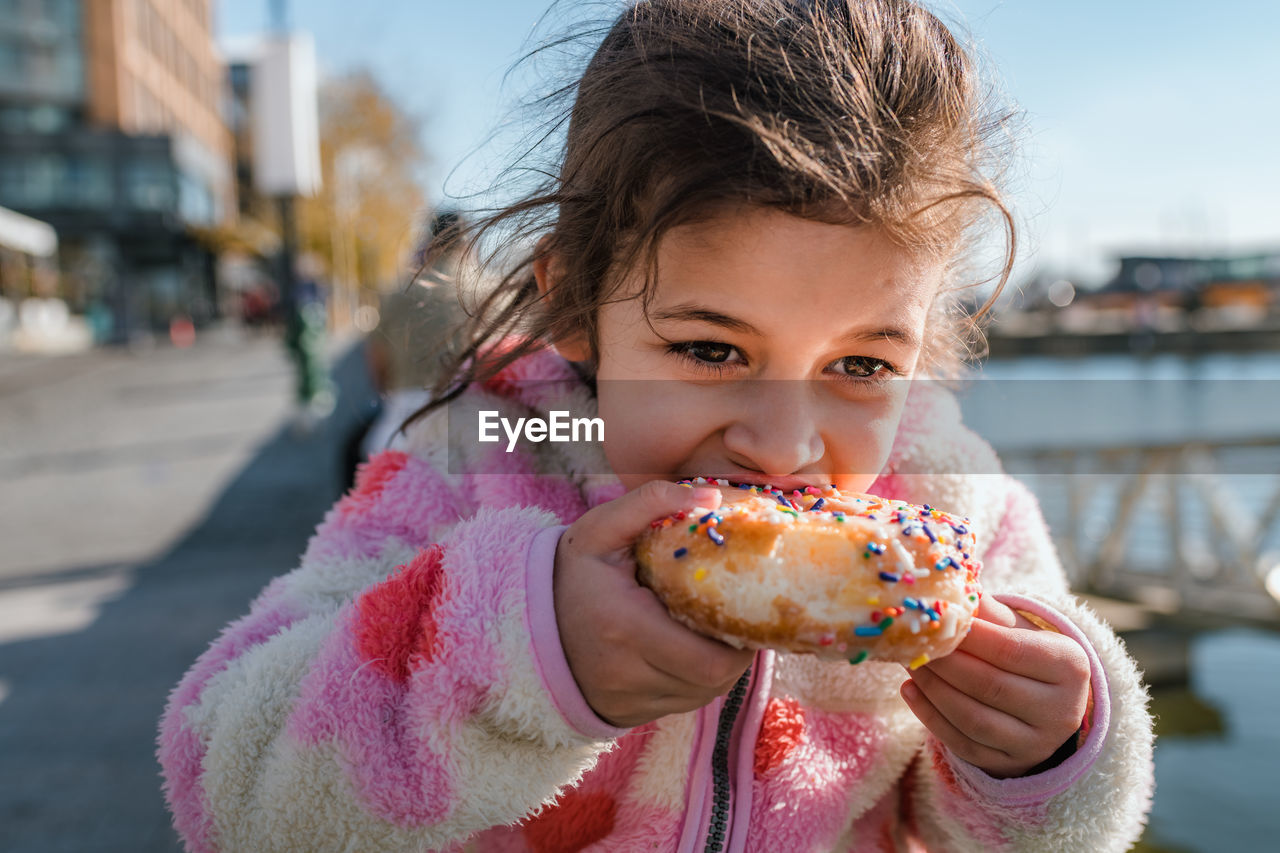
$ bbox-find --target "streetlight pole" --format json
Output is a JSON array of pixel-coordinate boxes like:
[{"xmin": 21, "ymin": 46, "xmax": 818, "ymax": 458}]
[
  {"xmin": 262, "ymin": 0, "xmax": 331, "ymax": 426},
  {"xmin": 269, "ymin": 0, "xmax": 296, "ymax": 329}
]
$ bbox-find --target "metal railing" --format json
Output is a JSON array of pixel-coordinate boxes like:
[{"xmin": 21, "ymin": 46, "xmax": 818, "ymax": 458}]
[{"xmin": 1000, "ymin": 437, "xmax": 1280, "ymax": 624}]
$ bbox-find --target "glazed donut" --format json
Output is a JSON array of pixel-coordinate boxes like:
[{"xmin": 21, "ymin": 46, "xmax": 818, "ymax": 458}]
[{"xmin": 636, "ymin": 479, "xmax": 982, "ymax": 668}]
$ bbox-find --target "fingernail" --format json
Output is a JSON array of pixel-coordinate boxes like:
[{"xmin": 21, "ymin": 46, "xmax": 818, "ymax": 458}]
[{"xmin": 690, "ymin": 487, "xmax": 722, "ymax": 505}]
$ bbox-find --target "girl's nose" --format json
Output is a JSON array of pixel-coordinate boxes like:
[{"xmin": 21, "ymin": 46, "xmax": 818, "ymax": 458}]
[{"xmin": 721, "ymin": 383, "xmax": 825, "ymax": 476}]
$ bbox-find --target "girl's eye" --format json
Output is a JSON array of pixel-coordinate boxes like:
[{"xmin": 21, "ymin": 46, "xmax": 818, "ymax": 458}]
[
  {"xmin": 668, "ymin": 341, "xmax": 743, "ymax": 366},
  {"xmin": 830, "ymin": 355, "xmax": 896, "ymax": 380}
]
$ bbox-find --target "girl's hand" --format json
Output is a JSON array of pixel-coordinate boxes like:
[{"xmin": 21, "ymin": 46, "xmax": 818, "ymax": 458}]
[
  {"xmin": 900, "ymin": 596, "xmax": 1091, "ymax": 778},
  {"xmin": 554, "ymin": 481, "xmax": 756, "ymax": 729}
]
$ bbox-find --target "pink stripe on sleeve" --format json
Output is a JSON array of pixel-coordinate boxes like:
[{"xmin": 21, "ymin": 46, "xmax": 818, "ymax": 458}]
[{"xmin": 523, "ymin": 525, "xmax": 631, "ymax": 741}]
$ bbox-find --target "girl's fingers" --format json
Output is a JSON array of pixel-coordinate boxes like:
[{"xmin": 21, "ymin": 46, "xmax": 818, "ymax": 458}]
[
  {"xmin": 974, "ymin": 596, "xmax": 1039, "ymax": 632},
  {"xmin": 595, "ymin": 658, "xmax": 748, "ymax": 727},
  {"xmin": 607, "ymin": 582, "xmax": 752, "ymax": 693},
  {"xmin": 644, "ymin": 645, "xmax": 753, "ymax": 695},
  {"xmin": 569, "ymin": 480, "xmax": 722, "ymax": 555},
  {"xmin": 635, "ymin": 603, "xmax": 754, "ymax": 691},
  {"xmin": 900, "ymin": 680, "xmax": 1014, "ymax": 774},
  {"xmin": 956, "ymin": 618, "xmax": 1087, "ymax": 683},
  {"xmin": 974, "ymin": 595, "xmax": 1019, "ymax": 628},
  {"xmin": 906, "ymin": 664, "xmax": 1036, "ymax": 755},
  {"xmin": 921, "ymin": 651, "xmax": 1051, "ymax": 726}
]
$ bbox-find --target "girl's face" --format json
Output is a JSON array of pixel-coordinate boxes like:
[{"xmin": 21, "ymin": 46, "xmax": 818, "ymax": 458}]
[{"xmin": 553, "ymin": 206, "xmax": 945, "ymax": 493}]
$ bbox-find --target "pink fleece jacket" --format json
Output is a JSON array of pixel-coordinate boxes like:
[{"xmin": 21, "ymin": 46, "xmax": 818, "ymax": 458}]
[{"xmin": 158, "ymin": 347, "xmax": 1154, "ymax": 852}]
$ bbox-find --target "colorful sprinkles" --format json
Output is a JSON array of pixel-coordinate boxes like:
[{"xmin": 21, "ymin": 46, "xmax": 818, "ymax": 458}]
[{"xmin": 660, "ymin": 477, "xmax": 982, "ymax": 658}]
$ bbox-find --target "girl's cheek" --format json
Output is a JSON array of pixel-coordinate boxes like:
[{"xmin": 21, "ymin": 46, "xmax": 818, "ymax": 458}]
[
  {"xmin": 826, "ymin": 396, "xmax": 906, "ymax": 483},
  {"xmin": 599, "ymin": 384, "xmax": 728, "ymax": 481}
]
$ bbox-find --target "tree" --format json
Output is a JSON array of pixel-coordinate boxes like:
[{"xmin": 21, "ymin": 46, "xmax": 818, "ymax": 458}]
[{"xmin": 298, "ymin": 70, "xmax": 428, "ymax": 296}]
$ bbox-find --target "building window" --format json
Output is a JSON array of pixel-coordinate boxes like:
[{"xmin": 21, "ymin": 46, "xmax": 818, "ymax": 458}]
[
  {"xmin": 13, "ymin": 153, "xmax": 69, "ymax": 208},
  {"xmin": 69, "ymin": 156, "xmax": 112, "ymax": 208},
  {"xmin": 125, "ymin": 157, "xmax": 175, "ymax": 211},
  {"xmin": 46, "ymin": 0, "xmax": 81, "ymax": 31},
  {"xmin": 135, "ymin": 0, "xmax": 149, "ymax": 51},
  {"xmin": 178, "ymin": 171, "xmax": 214, "ymax": 225},
  {"xmin": 0, "ymin": 156, "xmax": 26, "ymax": 206},
  {"xmin": 28, "ymin": 104, "xmax": 69, "ymax": 133},
  {"xmin": 0, "ymin": 38, "xmax": 21, "ymax": 79}
]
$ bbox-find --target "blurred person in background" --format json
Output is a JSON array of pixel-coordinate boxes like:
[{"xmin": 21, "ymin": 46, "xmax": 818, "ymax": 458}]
[
  {"xmin": 239, "ymin": 275, "xmax": 279, "ymax": 329},
  {"xmin": 285, "ymin": 253, "xmax": 337, "ymax": 432},
  {"xmin": 359, "ymin": 210, "xmax": 468, "ymax": 458}
]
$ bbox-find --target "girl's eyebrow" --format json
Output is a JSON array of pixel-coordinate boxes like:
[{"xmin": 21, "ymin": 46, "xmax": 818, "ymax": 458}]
[
  {"xmin": 848, "ymin": 326, "xmax": 921, "ymax": 349},
  {"xmin": 650, "ymin": 303, "xmax": 920, "ymax": 349},
  {"xmin": 650, "ymin": 305, "xmax": 758, "ymax": 334}
]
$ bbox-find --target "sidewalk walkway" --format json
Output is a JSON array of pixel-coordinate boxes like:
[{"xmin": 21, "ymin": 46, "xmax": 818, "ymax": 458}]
[{"xmin": 0, "ymin": 330, "xmax": 378, "ymax": 852}]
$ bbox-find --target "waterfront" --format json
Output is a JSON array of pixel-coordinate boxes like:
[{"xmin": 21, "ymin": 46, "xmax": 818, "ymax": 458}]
[
  {"xmin": 1144, "ymin": 628, "xmax": 1280, "ymax": 852},
  {"xmin": 966, "ymin": 351, "xmax": 1280, "ymax": 449},
  {"xmin": 973, "ymin": 352, "xmax": 1280, "ymax": 852}
]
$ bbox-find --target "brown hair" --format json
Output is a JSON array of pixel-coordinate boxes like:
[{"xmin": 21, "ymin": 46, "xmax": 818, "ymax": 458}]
[{"xmin": 420, "ymin": 0, "xmax": 1019, "ymax": 416}]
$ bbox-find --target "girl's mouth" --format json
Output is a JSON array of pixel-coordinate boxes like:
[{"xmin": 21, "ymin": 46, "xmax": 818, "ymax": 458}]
[{"xmin": 687, "ymin": 474, "xmax": 830, "ymax": 493}]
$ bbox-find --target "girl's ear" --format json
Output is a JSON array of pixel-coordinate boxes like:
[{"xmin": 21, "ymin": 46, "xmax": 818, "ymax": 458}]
[{"xmin": 533, "ymin": 246, "xmax": 592, "ymax": 363}]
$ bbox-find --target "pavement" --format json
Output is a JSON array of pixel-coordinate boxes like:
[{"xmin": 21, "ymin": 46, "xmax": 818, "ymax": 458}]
[{"xmin": 0, "ymin": 325, "xmax": 379, "ymax": 852}]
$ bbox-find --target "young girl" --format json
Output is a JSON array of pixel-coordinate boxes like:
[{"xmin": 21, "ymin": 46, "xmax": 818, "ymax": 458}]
[{"xmin": 159, "ymin": 1, "xmax": 1154, "ymax": 850}]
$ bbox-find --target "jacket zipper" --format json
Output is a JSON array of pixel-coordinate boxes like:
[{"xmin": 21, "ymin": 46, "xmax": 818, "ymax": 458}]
[{"xmin": 703, "ymin": 666, "xmax": 753, "ymax": 853}]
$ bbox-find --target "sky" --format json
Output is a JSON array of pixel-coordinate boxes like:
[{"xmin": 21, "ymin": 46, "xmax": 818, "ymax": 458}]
[{"xmin": 217, "ymin": 0, "xmax": 1280, "ymax": 287}]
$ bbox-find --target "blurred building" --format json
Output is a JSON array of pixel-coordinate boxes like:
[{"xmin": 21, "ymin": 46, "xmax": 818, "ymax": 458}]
[
  {"xmin": 216, "ymin": 33, "xmax": 327, "ymax": 332},
  {"xmin": 225, "ymin": 50, "xmax": 257, "ymax": 221},
  {"xmin": 1101, "ymin": 253, "xmax": 1280, "ymax": 312},
  {"xmin": 1049, "ymin": 252, "xmax": 1280, "ymax": 338},
  {"xmin": 0, "ymin": 0, "xmax": 234, "ymax": 341}
]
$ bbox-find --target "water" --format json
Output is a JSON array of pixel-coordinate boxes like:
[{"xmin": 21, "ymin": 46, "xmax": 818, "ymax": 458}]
[
  {"xmin": 1146, "ymin": 629, "xmax": 1280, "ymax": 851},
  {"xmin": 963, "ymin": 351, "xmax": 1280, "ymax": 450},
  {"xmin": 977, "ymin": 351, "xmax": 1280, "ymax": 381},
  {"xmin": 969, "ymin": 352, "xmax": 1280, "ymax": 852}
]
